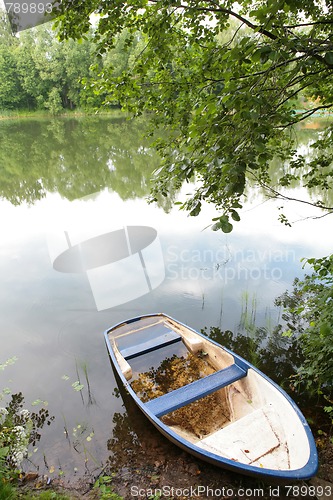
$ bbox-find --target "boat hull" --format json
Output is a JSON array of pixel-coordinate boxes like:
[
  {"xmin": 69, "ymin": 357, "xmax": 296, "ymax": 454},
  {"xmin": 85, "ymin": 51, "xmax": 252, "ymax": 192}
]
[{"xmin": 104, "ymin": 313, "xmax": 318, "ymax": 480}]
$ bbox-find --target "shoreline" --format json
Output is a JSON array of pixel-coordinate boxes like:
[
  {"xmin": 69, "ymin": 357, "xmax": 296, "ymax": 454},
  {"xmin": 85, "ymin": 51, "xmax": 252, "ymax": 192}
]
[
  {"xmin": 16, "ymin": 435, "xmax": 333, "ymax": 500},
  {"xmin": 0, "ymin": 109, "xmax": 126, "ymax": 121}
]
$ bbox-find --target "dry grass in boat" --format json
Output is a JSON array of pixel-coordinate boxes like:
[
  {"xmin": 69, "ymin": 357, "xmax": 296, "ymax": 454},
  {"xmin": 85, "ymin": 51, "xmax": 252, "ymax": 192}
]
[{"xmin": 131, "ymin": 352, "xmax": 231, "ymax": 438}]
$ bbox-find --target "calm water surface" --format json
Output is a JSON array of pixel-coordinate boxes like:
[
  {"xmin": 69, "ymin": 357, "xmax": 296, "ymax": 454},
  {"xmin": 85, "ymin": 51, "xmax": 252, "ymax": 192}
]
[{"xmin": 0, "ymin": 116, "xmax": 332, "ymax": 479}]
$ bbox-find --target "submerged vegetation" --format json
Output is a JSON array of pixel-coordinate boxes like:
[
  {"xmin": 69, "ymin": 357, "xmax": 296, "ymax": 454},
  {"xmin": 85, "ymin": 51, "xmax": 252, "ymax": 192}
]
[{"xmin": 0, "ymin": 358, "xmax": 54, "ymax": 472}]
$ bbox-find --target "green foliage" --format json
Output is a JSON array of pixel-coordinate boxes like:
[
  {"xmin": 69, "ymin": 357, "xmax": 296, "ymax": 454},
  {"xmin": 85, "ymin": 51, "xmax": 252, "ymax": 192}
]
[
  {"xmin": 0, "ymin": 357, "xmax": 18, "ymax": 371},
  {"xmin": 15, "ymin": 24, "xmax": 100, "ymax": 112},
  {"xmin": 0, "ymin": 19, "xmax": 95, "ymax": 112},
  {"xmin": 0, "ymin": 391, "xmax": 55, "ymax": 470},
  {"xmin": 0, "ymin": 10, "xmax": 15, "ymax": 47},
  {"xmin": 0, "ymin": 473, "xmax": 74, "ymax": 499},
  {"xmin": 16, "ymin": 492, "xmax": 71, "ymax": 499},
  {"xmin": 1, "ymin": 356, "xmax": 55, "ymax": 477},
  {"xmin": 0, "ymin": 478, "xmax": 16, "ymax": 500},
  {"xmin": 44, "ymin": 88, "xmax": 63, "ymax": 115},
  {"xmin": 276, "ymin": 256, "xmax": 333, "ymax": 404},
  {"xmin": 0, "ymin": 45, "xmax": 25, "ymax": 109},
  {"xmin": 55, "ymin": 0, "xmax": 333, "ymax": 229},
  {"xmin": 93, "ymin": 475, "xmax": 123, "ymax": 499},
  {"xmin": 0, "ymin": 13, "xmax": 147, "ymax": 114}
]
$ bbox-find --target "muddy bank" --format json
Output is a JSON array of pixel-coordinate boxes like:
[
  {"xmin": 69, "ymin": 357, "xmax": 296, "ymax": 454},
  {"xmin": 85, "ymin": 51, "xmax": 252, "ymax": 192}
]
[
  {"xmin": 103, "ymin": 420, "xmax": 333, "ymax": 500},
  {"xmin": 29, "ymin": 432, "xmax": 332, "ymax": 500}
]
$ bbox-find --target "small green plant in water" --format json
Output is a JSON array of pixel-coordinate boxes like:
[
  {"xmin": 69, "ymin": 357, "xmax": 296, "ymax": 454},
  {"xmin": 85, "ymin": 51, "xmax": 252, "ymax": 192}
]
[
  {"xmin": 93, "ymin": 475, "xmax": 123, "ymax": 499},
  {"xmin": 1, "ymin": 357, "xmax": 55, "ymax": 486},
  {"xmin": 238, "ymin": 291, "xmax": 261, "ymax": 367},
  {"xmin": 0, "ymin": 392, "xmax": 54, "ymax": 471}
]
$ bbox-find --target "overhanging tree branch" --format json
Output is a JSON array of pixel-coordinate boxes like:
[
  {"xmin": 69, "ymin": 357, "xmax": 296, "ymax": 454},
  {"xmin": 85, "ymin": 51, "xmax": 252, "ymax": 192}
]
[
  {"xmin": 278, "ymin": 104, "xmax": 333, "ymax": 129},
  {"xmin": 250, "ymin": 177, "xmax": 333, "ymax": 212}
]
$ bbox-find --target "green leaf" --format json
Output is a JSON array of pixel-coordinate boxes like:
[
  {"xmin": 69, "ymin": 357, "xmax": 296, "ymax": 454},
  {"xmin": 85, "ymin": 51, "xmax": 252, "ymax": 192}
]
[
  {"xmin": 252, "ymin": 49, "xmax": 262, "ymax": 63},
  {"xmin": 231, "ymin": 210, "xmax": 241, "ymax": 222},
  {"xmin": 31, "ymin": 399, "xmax": 44, "ymax": 406},
  {"xmin": 324, "ymin": 52, "xmax": 333, "ymax": 65},
  {"xmin": 221, "ymin": 221, "xmax": 233, "ymax": 233},
  {"xmin": 212, "ymin": 222, "xmax": 221, "ymax": 231},
  {"xmin": 72, "ymin": 381, "xmax": 84, "ymax": 391},
  {"xmin": 189, "ymin": 202, "xmax": 201, "ymax": 216},
  {"xmin": 0, "ymin": 447, "xmax": 9, "ymax": 458},
  {"xmin": 319, "ymin": 323, "xmax": 331, "ymax": 337}
]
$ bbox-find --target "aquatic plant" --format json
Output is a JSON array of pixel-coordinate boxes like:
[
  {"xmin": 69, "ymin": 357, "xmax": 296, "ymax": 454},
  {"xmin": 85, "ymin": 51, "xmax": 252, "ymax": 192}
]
[
  {"xmin": 0, "ymin": 392, "xmax": 54, "ymax": 472},
  {"xmin": 0, "ymin": 358, "xmax": 55, "ymax": 477},
  {"xmin": 93, "ymin": 475, "xmax": 124, "ymax": 499}
]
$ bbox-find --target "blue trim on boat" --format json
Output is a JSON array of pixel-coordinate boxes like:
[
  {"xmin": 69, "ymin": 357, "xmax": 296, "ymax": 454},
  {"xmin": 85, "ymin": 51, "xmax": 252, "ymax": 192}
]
[
  {"xmin": 145, "ymin": 362, "xmax": 247, "ymax": 417},
  {"xmin": 120, "ymin": 330, "xmax": 182, "ymax": 360},
  {"xmin": 126, "ymin": 316, "xmax": 142, "ymax": 324},
  {"xmin": 104, "ymin": 312, "xmax": 319, "ymax": 481}
]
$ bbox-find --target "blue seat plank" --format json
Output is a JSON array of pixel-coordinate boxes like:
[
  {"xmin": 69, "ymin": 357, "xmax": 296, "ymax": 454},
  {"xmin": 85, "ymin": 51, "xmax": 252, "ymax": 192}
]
[
  {"xmin": 120, "ymin": 330, "xmax": 182, "ymax": 360},
  {"xmin": 145, "ymin": 363, "xmax": 247, "ymax": 418}
]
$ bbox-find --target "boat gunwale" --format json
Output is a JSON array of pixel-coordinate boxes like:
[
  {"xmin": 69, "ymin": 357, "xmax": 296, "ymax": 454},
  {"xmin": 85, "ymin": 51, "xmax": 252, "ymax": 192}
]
[{"xmin": 104, "ymin": 312, "xmax": 319, "ymax": 480}]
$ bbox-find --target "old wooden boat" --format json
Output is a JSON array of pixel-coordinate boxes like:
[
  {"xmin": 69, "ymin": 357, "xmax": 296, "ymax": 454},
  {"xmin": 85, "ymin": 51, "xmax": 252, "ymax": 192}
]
[{"xmin": 104, "ymin": 313, "xmax": 318, "ymax": 480}]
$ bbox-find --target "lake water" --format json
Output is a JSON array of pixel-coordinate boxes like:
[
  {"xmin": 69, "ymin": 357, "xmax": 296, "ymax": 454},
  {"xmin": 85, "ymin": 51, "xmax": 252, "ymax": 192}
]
[{"xmin": 0, "ymin": 115, "xmax": 332, "ymax": 479}]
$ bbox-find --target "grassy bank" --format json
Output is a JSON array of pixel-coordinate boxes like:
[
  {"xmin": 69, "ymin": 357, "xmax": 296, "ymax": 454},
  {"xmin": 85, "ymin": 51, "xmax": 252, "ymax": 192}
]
[
  {"xmin": 0, "ymin": 108, "xmax": 127, "ymax": 121},
  {"xmin": 0, "ymin": 474, "xmax": 124, "ymax": 499}
]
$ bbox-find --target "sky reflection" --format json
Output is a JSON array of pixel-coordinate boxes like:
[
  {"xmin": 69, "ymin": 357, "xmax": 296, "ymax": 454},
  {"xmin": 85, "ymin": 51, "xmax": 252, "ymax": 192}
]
[{"xmin": 0, "ymin": 117, "xmax": 332, "ymax": 478}]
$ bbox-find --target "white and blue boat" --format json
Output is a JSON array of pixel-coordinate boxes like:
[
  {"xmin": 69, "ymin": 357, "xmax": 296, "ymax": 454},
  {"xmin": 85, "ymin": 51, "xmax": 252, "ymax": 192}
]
[{"xmin": 104, "ymin": 313, "xmax": 318, "ymax": 480}]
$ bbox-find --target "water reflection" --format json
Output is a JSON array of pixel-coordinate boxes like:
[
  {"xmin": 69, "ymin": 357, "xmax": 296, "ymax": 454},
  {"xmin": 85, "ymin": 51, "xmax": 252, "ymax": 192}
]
[
  {"xmin": 206, "ymin": 326, "xmax": 302, "ymax": 391},
  {"xmin": 0, "ymin": 116, "xmax": 332, "ymax": 482},
  {"xmin": 1, "ymin": 115, "xmax": 332, "ymax": 210},
  {"xmin": 107, "ymin": 367, "xmax": 183, "ymax": 471},
  {"xmin": 53, "ymin": 229, "xmax": 140, "ymax": 273},
  {"xmin": 0, "ymin": 116, "xmax": 160, "ymax": 204}
]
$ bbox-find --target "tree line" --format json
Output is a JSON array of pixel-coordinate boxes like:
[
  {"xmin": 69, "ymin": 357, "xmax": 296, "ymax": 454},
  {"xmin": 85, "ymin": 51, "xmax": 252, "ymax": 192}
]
[{"xmin": 0, "ymin": 11, "xmax": 142, "ymax": 114}]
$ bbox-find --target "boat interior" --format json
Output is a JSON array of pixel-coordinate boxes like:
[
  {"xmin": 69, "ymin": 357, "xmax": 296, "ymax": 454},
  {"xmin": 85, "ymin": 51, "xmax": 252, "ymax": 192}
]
[{"xmin": 108, "ymin": 314, "xmax": 310, "ymax": 471}]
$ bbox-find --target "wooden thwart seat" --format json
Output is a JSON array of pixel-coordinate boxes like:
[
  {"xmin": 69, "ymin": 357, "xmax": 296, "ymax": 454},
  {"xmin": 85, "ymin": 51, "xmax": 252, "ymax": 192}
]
[
  {"xmin": 145, "ymin": 362, "xmax": 247, "ymax": 418},
  {"xmin": 120, "ymin": 330, "xmax": 182, "ymax": 360}
]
